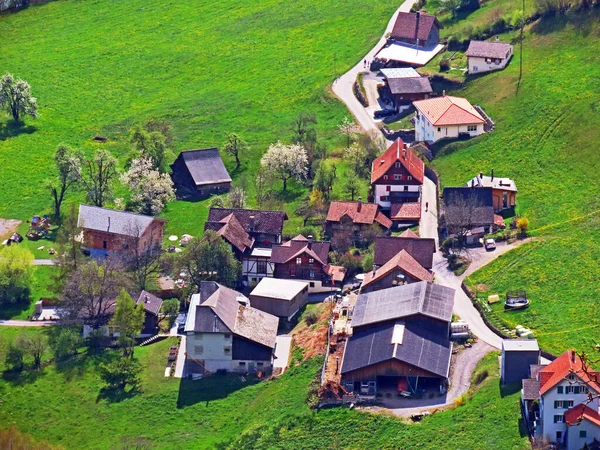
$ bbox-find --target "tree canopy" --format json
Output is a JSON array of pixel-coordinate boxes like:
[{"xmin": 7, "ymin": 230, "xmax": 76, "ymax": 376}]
[
  {"xmin": 0, "ymin": 73, "xmax": 38, "ymax": 123},
  {"xmin": 260, "ymin": 141, "xmax": 308, "ymax": 191},
  {"xmin": 0, "ymin": 245, "xmax": 34, "ymax": 305},
  {"xmin": 121, "ymin": 157, "xmax": 174, "ymax": 216}
]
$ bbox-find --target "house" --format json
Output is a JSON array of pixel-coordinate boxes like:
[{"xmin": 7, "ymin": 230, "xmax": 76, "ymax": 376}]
[
  {"xmin": 78, "ymin": 205, "xmax": 167, "ymax": 258},
  {"xmin": 467, "ymin": 170, "xmax": 518, "ymax": 212},
  {"xmin": 270, "ymin": 235, "xmax": 333, "ymax": 293},
  {"xmin": 413, "ymin": 94, "xmax": 486, "ymax": 143},
  {"xmin": 340, "ymin": 282, "xmax": 455, "ymax": 396},
  {"xmin": 380, "ymin": 68, "xmax": 433, "ymax": 109},
  {"xmin": 442, "ymin": 186, "xmax": 495, "ymax": 244},
  {"xmin": 361, "ymin": 249, "xmax": 433, "ymax": 293},
  {"xmin": 466, "ymin": 39, "xmax": 513, "ymax": 74},
  {"xmin": 390, "ymin": 11, "xmax": 442, "ymax": 48},
  {"xmin": 184, "ymin": 281, "xmax": 279, "ymax": 375},
  {"xmin": 501, "ymin": 339, "xmax": 540, "ymax": 385},
  {"xmin": 325, "ymin": 199, "xmax": 392, "ymax": 250},
  {"xmin": 249, "ymin": 278, "xmax": 309, "ymax": 320},
  {"xmin": 373, "ymin": 230, "xmax": 436, "ymax": 270},
  {"xmin": 204, "ymin": 208, "xmax": 288, "ymax": 287},
  {"xmin": 521, "ymin": 350, "xmax": 600, "ymax": 447},
  {"xmin": 371, "ymin": 138, "xmax": 424, "ymax": 224},
  {"xmin": 170, "ymin": 149, "xmax": 232, "ymax": 199}
]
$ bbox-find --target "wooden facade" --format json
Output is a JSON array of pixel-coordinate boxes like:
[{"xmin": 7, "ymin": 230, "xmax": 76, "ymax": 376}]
[
  {"xmin": 272, "ymin": 251, "xmax": 329, "ymax": 284},
  {"xmin": 491, "ymin": 188, "xmax": 516, "ymax": 212},
  {"xmin": 360, "ymin": 269, "xmax": 420, "ymax": 293},
  {"xmin": 342, "ymin": 358, "xmax": 440, "ymax": 382}
]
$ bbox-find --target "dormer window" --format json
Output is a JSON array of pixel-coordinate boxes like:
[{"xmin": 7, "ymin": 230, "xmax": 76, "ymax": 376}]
[
  {"xmin": 383, "ymin": 175, "xmax": 389, "ymax": 180},
  {"xmin": 394, "ymin": 162, "xmax": 401, "ymax": 168},
  {"xmin": 296, "ymin": 257, "xmax": 302, "ymax": 265},
  {"xmin": 408, "ymin": 176, "xmax": 412, "ymax": 181}
]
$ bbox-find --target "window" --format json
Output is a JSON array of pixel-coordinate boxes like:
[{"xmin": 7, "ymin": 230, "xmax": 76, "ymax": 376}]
[
  {"xmin": 407, "ymin": 176, "xmax": 412, "ymax": 181},
  {"xmin": 574, "ymin": 386, "xmax": 581, "ymax": 394},
  {"xmin": 224, "ymin": 333, "xmax": 231, "ymax": 340},
  {"xmin": 386, "ymin": 186, "xmax": 391, "ymax": 192},
  {"xmin": 309, "ymin": 282, "xmax": 315, "ymax": 288},
  {"xmin": 381, "ymin": 196, "xmax": 389, "ymax": 201},
  {"xmin": 467, "ymin": 125, "xmax": 478, "ymax": 132},
  {"xmin": 257, "ymin": 362, "xmax": 264, "ymax": 367},
  {"xmin": 256, "ymin": 260, "xmax": 267, "ymax": 274},
  {"xmin": 394, "ymin": 174, "xmax": 402, "ymax": 181},
  {"xmin": 404, "ymin": 186, "xmax": 408, "ymax": 191},
  {"xmin": 395, "ymin": 162, "xmax": 401, "ymax": 168},
  {"xmin": 557, "ymin": 386, "xmax": 564, "ymax": 394},
  {"xmin": 290, "ymin": 268, "xmax": 296, "ymax": 277},
  {"xmin": 309, "ymin": 270, "xmax": 315, "ymax": 279},
  {"xmin": 103, "ymin": 240, "xmax": 107, "ymax": 249},
  {"xmin": 194, "ymin": 345, "xmax": 204, "ymax": 355},
  {"xmin": 580, "ymin": 430, "xmax": 587, "ymax": 438},
  {"xmin": 582, "ymin": 386, "xmax": 589, "ymax": 394},
  {"xmin": 556, "ymin": 431, "xmax": 562, "ymax": 440},
  {"xmin": 296, "ymin": 257, "xmax": 302, "ymax": 265},
  {"xmin": 308, "ymin": 258, "xmax": 314, "ymax": 264},
  {"xmin": 553, "ymin": 415, "xmax": 564, "ymax": 423},
  {"xmin": 239, "ymin": 362, "xmax": 246, "ymax": 368},
  {"xmin": 437, "ymin": 127, "xmax": 441, "ymax": 132},
  {"xmin": 224, "ymin": 346, "xmax": 231, "ymax": 356},
  {"xmin": 383, "ymin": 175, "xmax": 389, "ymax": 180}
]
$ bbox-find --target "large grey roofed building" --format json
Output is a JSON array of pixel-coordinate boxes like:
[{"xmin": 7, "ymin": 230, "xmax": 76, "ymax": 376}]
[
  {"xmin": 178, "ymin": 149, "xmax": 232, "ymax": 186},
  {"xmin": 78, "ymin": 204, "xmax": 156, "ymax": 236}
]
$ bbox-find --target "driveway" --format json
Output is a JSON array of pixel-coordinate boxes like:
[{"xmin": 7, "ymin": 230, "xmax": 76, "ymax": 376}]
[
  {"xmin": 34, "ymin": 259, "xmax": 55, "ymax": 266},
  {"xmin": 0, "ymin": 320, "xmax": 57, "ymax": 327},
  {"xmin": 274, "ymin": 335, "xmax": 293, "ymax": 373}
]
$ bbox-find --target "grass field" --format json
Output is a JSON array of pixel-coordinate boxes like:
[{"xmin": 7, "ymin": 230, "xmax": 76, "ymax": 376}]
[
  {"xmin": 0, "ymin": 327, "xmax": 527, "ymax": 449},
  {"xmin": 432, "ymin": 10, "xmax": 600, "ymax": 355},
  {"xmin": 0, "ymin": 0, "xmax": 393, "ymax": 236}
]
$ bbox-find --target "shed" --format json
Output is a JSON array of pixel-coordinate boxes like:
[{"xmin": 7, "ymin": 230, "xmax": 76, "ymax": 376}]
[
  {"xmin": 501, "ymin": 339, "xmax": 540, "ymax": 384},
  {"xmin": 249, "ymin": 278, "xmax": 309, "ymax": 320},
  {"xmin": 170, "ymin": 148, "xmax": 232, "ymax": 199}
]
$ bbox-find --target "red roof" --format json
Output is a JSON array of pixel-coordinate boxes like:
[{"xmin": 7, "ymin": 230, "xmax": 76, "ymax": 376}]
[
  {"xmin": 494, "ymin": 214, "xmax": 506, "ymax": 228},
  {"xmin": 565, "ymin": 403, "xmax": 600, "ymax": 428},
  {"xmin": 539, "ymin": 350, "xmax": 600, "ymax": 396},
  {"xmin": 326, "ymin": 201, "xmax": 392, "ymax": 229},
  {"xmin": 270, "ymin": 235, "xmax": 330, "ymax": 266},
  {"xmin": 371, "ymin": 138, "xmax": 425, "ymax": 185},
  {"xmin": 362, "ymin": 249, "xmax": 433, "ymax": 289},
  {"xmin": 215, "ymin": 213, "xmax": 254, "ymax": 252},
  {"xmin": 399, "ymin": 229, "xmax": 419, "ymax": 238},
  {"xmin": 390, "ymin": 12, "xmax": 443, "ymax": 42},
  {"xmin": 413, "ymin": 95, "xmax": 485, "ymax": 126},
  {"xmin": 326, "ymin": 265, "xmax": 347, "ymax": 283},
  {"xmin": 390, "ymin": 202, "xmax": 422, "ymax": 221}
]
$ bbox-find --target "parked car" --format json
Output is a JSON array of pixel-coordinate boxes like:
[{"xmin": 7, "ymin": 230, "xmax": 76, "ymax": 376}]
[
  {"xmin": 373, "ymin": 108, "xmax": 397, "ymax": 119},
  {"xmin": 484, "ymin": 238, "xmax": 496, "ymax": 251}
]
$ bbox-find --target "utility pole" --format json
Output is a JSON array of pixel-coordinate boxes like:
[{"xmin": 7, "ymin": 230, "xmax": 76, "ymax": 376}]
[{"xmin": 518, "ymin": 0, "xmax": 525, "ymax": 92}]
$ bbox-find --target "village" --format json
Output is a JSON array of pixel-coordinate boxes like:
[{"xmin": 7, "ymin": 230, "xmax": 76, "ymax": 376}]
[{"xmin": 0, "ymin": 0, "xmax": 599, "ymax": 449}]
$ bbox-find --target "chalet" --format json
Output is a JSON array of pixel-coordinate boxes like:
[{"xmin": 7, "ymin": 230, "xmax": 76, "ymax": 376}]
[
  {"xmin": 184, "ymin": 281, "xmax": 279, "ymax": 375},
  {"xmin": 373, "ymin": 230, "xmax": 436, "ymax": 270},
  {"xmin": 204, "ymin": 208, "xmax": 288, "ymax": 287},
  {"xmin": 390, "ymin": 11, "xmax": 442, "ymax": 48},
  {"xmin": 371, "ymin": 139, "xmax": 424, "ymax": 223},
  {"xmin": 442, "ymin": 186, "xmax": 495, "ymax": 244},
  {"xmin": 521, "ymin": 350, "xmax": 600, "ymax": 448},
  {"xmin": 78, "ymin": 205, "xmax": 166, "ymax": 258},
  {"xmin": 340, "ymin": 282, "xmax": 455, "ymax": 396},
  {"xmin": 466, "ymin": 39, "xmax": 513, "ymax": 74},
  {"xmin": 381, "ymin": 68, "xmax": 433, "ymax": 109},
  {"xmin": 413, "ymin": 95, "xmax": 486, "ymax": 143},
  {"xmin": 249, "ymin": 278, "xmax": 309, "ymax": 320},
  {"xmin": 361, "ymin": 249, "xmax": 433, "ymax": 293},
  {"xmin": 170, "ymin": 149, "xmax": 232, "ymax": 199},
  {"xmin": 325, "ymin": 200, "xmax": 392, "ymax": 250},
  {"xmin": 467, "ymin": 170, "xmax": 517, "ymax": 212},
  {"xmin": 270, "ymin": 235, "xmax": 332, "ymax": 294}
]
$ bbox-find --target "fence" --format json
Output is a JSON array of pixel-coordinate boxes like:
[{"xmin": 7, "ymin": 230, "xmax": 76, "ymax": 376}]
[{"xmin": 320, "ymin": 320, "xmax": 334, "ymax": 385}]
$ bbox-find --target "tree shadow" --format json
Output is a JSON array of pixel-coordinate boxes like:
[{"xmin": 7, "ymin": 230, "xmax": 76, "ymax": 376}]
[
  {"xmin": 0, "ymin": 297, "xmax": 34, "ymax": 320},
  {"xmin": 1, "ymin": 366, "xmax": 46, "ymax": 386},
  {"xmin": 0, "ymin": 121, "xmax": 36, "ymax": 141},
  {"xmin": 499, "ymin": 381, "xmax": 521, "ymax": 398},
  {"xmin": 97, "ymin": 384, "xmax": 142, "ymax": 403},
  {"xmin": 176, "ymin": 372, "xmax": 260, "ymax": 408}
]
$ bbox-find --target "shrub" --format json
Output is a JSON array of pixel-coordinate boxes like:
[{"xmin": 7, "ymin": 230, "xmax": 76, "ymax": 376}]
[
  {"xmin": 99, "ymin": 358, "xmax": 142, "ymax": 390},
  {"xmin": 439, "ymin": 59, "xmax": 451, "ymax": 72},
  {"xmin": 362, "ymin": 253, "xmax": 374, "ymax": 272},
  {"xmin": 304, "ymin": 311, "xmax": 318, "ymax": 326},
  {"xmin": 516, "ymin": 217, "xmax": 530, "ymax": 235},
  {"xmin": 161, "ymin": 298, "xmax": 180, "ymax": 314},
  {"xmin": 53, "ymin": 328, "xmax": 82, "ymax": 361},
  {"xmin": 454, "ymin": 395, "xmax": 466, "ymax": 407}
]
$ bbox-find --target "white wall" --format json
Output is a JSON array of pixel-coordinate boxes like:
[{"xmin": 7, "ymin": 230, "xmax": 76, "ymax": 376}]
[
  {"xmin": 186, "ymin": 332, "xmax": 232, "ymax": 362},
  {"xmin": 567, "ymin": 420, "xmax": 600, "ymax": 450},
  {"xmin": 414, "ymin": 113, "xmax": 485, "ymax": 143},
  {"xmin": 300, "ymin": 279, "xmax": 335, "ymax": 294},
  {"xmin": 468, "ymin": 51, "xmax": 512, "ymax": 74},
  {"xmin": 243, "ymin": 259, "xmax": 274, "ymax": 287},
  {"xmin": 374, "ymin": 184, "xmax": 421, "ymax": 209}
]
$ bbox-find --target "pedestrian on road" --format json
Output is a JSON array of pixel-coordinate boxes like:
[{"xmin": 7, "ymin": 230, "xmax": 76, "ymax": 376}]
[{"xmin": 425, "ymin": 202, "xmax": 429, "ymax": 212}]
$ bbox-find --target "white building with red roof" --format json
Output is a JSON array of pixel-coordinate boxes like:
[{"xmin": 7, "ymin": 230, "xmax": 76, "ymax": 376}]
[{"xmin": 413, "ymin": 94, "xmax": 486, "ymax": 143}]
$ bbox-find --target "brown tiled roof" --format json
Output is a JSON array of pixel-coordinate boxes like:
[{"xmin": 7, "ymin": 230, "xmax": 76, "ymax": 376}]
[
  {"xmin": 214, "ymin": 213, "xmax": 254, "ymax": 252},
  {"xmin": 390, "ymin": 12, "xmax": 443, "ymax": 42},
  {"xmin": 326, "ymin": 265, "xmax": 347, "ymax": 283},
  {"xmin": 371, "ymin": 139, "xmax": 424, "ymax": 184},
  {"xmin": 465, "ymin": 40, "xmax": 512, "ymax": 59},
  {"xmin": 390, "ymin": 203, "xmax": 422, "ymax": 221},
  {"xmin": 494, "ymin": 214, "xmax": 506, "ymax": 228},
  {"xmin": 413, "ymin": 96, "xmax": 484, "ymax": 126},
  {"xmin": 206, "ymin": 208, "xmax": 288, "ymax": 236},
  {"xmin": 270, "ymin": 235, "xmax": 330, "ymax": 266},
  {"xmin": 565, "ymin": 403, "xmax": 600, "ymax": 428},
  {"xmin": 133, "ymin": 290, "xmax": 163, "ymax": 316},
  {"xmin": 362, "ymin": 249, "xmax": 433, "ymax": 289},
  {"xmin": 373, "ymin": 235, "xmax": 436, "ymax": 269},
  {"xmin": 522, "ymin": 378, "xmax": 540, "ymax": 401},
  {"xmin": 399, "ymin": 229, "xmax": 419, "ymax": 238},
  {"xmin": 326, "ymin": 201, "xmax": 392, "ymax": 229}
]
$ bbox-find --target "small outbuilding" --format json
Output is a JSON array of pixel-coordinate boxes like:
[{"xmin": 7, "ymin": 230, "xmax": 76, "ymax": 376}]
[
  {"xmin": 170, "ymin": 148, "xmax": 232, "ymax": 199},
  {"xmin": 466, "ymin": 39, "xmax": 513, "ymax": 74},
  {"xmin": 501, "ymin": 339, "xmax": 540, "ymax": 384},
  {"xmin": 381, "ymin": 68, "xmax": 433, "ymax": 109},
  {"xmin": 249, "ymin": 278, "xmax": 309, "ymax": 321}
]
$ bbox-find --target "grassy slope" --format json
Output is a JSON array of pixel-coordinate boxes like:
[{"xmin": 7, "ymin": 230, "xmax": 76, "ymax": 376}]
[
  {"xmin": 432, "ymin": 11, "xmax": 600, "ymax": 355},
  {"xmin": 0, "ymin": 0, "xmax": 390, "ymax": 235},
  {"xmin": 0, "ymin": 330, "xmax": 527, "ymax": 450}
]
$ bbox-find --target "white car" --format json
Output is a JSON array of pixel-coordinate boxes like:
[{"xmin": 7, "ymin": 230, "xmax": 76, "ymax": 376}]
[{"xmin": 484, "ymin": 238, "xmax": 496, "ymax": 251}]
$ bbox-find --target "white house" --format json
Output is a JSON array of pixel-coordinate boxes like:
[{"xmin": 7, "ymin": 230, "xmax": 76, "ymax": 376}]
[
  {"xmin": 413, "ymin": 95, "xmax": 486, "ymax": 143},
  {"xmin": 466, "ymin": 39, "xmax": 513, "ymax": 74}
]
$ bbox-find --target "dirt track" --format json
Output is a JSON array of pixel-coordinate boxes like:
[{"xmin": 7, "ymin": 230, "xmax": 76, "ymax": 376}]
[{"xmin": 0, "ymin": 218, "xmax": 22, "ymax": 239}]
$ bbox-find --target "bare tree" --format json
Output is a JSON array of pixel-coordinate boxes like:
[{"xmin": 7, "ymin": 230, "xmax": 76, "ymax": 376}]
[
  {"xmin": 223, "ymin": 133, "xmax": 248, "ymax": 170},
  {"xmin": 77, "ymin": 149, "xmax": 118, "ymax": 208},
  {"xmin": 256, "ymin": 168, "xmax": 271, "ymax": 209},
  {"xmin": 120, "ymin": 221, "xmax": 164, "ymax": 292},
  {"xmin": 47, "ymin": 144, "xmax": 82, "ymax": 218},
  {"xmin": 443, "ymin": 190, "xmax": 490, "ymax": 244},
  {"xmin": 16, "ymin": 333, "xmax": 47, "ymax": 368},
  {"xmin": 52, "ymin": 204, "xmax": 83, "ymax": 295}
]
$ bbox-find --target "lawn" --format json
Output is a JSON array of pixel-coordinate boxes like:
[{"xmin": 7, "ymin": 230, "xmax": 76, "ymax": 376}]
[
  {"xmin": 0, "ymin": 327, "xmax": 528, "ymax": 449},
  {"xmin": 431, "ymin": 10, "xmax": 600, "ymax": 355},
  {"xmin": 0, "ymin": 0, "xmax": 396, "ymax": 238}
]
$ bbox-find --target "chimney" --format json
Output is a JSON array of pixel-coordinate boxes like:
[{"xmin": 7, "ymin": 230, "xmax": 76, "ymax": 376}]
[
  {"xmin": 442, "ymin": 90, "xmax": 446, "ymax": 97},
  {"xmin": 308, "ymin": 234, "xmax": 313, "ymax": 250},
  {"xmin": 402, "ymin": 148, "xmax": 407, "ymax": 159},
  {"xmin": 357, "ymin": 197, "xmax": 363, "ymax": 212},
  {"xmin": 571, "ymin": 350, "xmax": 576, "ymax": 363},
  {"xmin": 479, "ymin": 171, "xmax": 483, "ymax": 178},
  {"xmin": 144, "ymin": 294, "xmax": 150, "ymax": 304},
  {"xmin": 107, "ymin": 216, "xmax": 111, "ymax": 232},
  {"xmin": 249, "ymin": 215, "xmax": 255, "ymax": 232},
  {"xmin": 491, "ymin": 168, "xmax": 495, "ymax": 181},
  {"xmin": 495, "ymin": 36, "xmax": 500, "ymax": 42},
  {"xmin": 415, "ymin": 11, "xmax": 421, "ymax": 48}
]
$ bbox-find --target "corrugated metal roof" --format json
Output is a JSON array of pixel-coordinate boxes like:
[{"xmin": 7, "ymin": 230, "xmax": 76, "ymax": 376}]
[
  {"xmin": 503, "ymin": 339, "xmax": 539, "ymax": 352},
  {"xmin": 381, "ymin": 68, "xmax": 420, "ymax": 79},
  {"xmin": 250, "ymin": 278, "xmax": 308, "ymax": 301}
]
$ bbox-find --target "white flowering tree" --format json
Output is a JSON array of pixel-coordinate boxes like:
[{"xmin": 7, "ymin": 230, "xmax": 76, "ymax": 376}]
[
  {"xmin": 0, "ymin": 73, "xmax": 38, "ymax": 123},
  {"xmin": 338, "ymin": 117, "xmax": 360, "ymax": 148},
  {"xmin": 260, "ymin": 141, "xmax": 308, "ymax": 191},
  {"xmin": 121, "ymin": 158, "xmax": 175, "ymax": 216}
]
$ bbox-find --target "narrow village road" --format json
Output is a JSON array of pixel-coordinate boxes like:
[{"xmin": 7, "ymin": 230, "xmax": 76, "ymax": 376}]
[
  {"xmin": 33, "ymin": 259, "xmax": 55, "ymax": 266},
  {"xmin": 331, "ymin": 0, "xmax": 418, "ymax": 133},
  {"xmin": 0, "ymin": 320, "xmax": 56, "ymax": 327}
]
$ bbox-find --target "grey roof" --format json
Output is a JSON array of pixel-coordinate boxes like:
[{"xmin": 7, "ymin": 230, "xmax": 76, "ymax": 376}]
[
  {"xmin": 522, "ymin": 378, "xmax": 540, "ymax": 400},
  {"xmin": 341, "ymin": 317, "xmax": 452, "ymax": 378},
  {"xmin": 78, "ymin": 204, "xmax": 160, "ymax": 237},
  {"xmin": 381, "ymin": 67, "xmax": 420, "ymax": 79},
  {"xmin": 351, "ymin": 282, "xmax": 455, "ymax": 328},
  {"xmin": 466, "ymin": 40, "xmax": 512, "ymax": 59},
  {"xmin": 250, "ymin": 278, "xmax": 308, "ymax": 301},
  {"xmin": 388, "ymin": 77, "xmax": 433, "ymax": 95},
  {"xmin": 133, "ymin": 291, "xmax": 163, "ymax": 316},
  {"xmin": 178, "ymin": 149, "xmax": 232, "ymax": 186},
  {"xmin": 503, "ymin": 339, "xmax": 539, "ymax": 352},
  {"xmin": 185, "ymin": 281, "xmax": 279, "ymax": 348},
  {"xmin": 468, "ymin": 174, "xmax": 518, "ymax": 192}
]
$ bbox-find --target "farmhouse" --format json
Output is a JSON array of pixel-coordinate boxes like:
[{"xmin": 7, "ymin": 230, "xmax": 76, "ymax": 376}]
[
  {"xmin": 78, "ymin": 204, "xmax": 166, "ymax": 258},
  {"xmin": 205, "ymin": 208, "xmax": 288, "ymax": 286},
  {"xmin": 390, "ymin": 11, "xmax": 442, "ymax": 48},
  {"xmin": 170, "ymin": 148, "xmax": 232, "ymax": 199},
  {"xmin": 184, "ymin": 281, "xmax": 279, "ymax": 375},
  {"xmin": 340, "ymin": 282, "xmax": 455, "ymax": 396},
  {"xmin": 373, "ymin": 230, "xmax": 436, "ymax": 270},
  {"xmin": 270, "ymin": 235, "xmax": 332, "ymax": 294},
  {"xmin": 413, "ymin": 95, "xmax": 486, "ymax": 143},
  {"xmin": 371, "ymin": 138, "xmax": 424, "ymax": 219},
  {"xmin": 467, "ymin": 170, "xmax": 518, "ymax": 212},
  {"xmin": 361, "ymin": 249, "xmax": 433, "ymax": 293},
  {"xmin": 325, "ymin": 200, "xmax": 392, "ymax": 250},
  {"xmin": 249, "ymin": 278, "xmax": 309, "ymax": 320},
  {"xmin": 466, "ymin": 39, "xmax": 513, "ymax": 74},
  {"xmin": 521, "ymin": 350, "xmax": 600, "ymax": 448},
  {"xmin": 380, "ymin": 68, "xmax": 433, "ymax": 109}
]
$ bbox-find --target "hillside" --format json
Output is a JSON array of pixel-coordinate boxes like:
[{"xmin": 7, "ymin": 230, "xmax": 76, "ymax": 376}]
[{"xmin": 432, "ymin": 10, "xmax": 600, "ymax": 354}]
